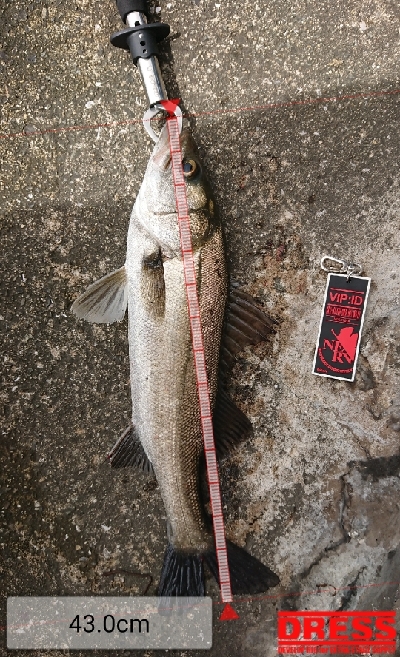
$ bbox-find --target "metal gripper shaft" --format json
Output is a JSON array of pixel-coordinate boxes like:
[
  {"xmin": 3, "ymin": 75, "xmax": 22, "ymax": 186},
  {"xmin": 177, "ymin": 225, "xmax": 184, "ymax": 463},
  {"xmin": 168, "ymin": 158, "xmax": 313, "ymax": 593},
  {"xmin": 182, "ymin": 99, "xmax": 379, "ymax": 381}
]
[
  {"xmin": 111, "ymin": 2, "xmax": 170, "ymax": 107},
  {"xmin": 126, "ymin": 12, "xmax": 168, "ymax": 107}
]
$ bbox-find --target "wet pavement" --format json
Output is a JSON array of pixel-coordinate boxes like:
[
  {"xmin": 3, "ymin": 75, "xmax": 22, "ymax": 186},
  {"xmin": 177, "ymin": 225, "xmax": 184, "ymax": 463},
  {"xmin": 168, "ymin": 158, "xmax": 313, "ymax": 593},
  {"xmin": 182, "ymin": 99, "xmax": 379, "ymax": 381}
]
[{"xmin": 1, "ymin": 1, "xmax": 400, "ymax": 655}]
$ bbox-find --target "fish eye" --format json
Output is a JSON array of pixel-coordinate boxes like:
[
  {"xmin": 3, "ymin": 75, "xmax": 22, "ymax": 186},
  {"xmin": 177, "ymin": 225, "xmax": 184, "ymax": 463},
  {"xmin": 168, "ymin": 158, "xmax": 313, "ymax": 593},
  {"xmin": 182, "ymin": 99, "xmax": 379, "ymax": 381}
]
[{"xmin": 182, "ymin": 159, "xmax": 198, "ymax": 179}]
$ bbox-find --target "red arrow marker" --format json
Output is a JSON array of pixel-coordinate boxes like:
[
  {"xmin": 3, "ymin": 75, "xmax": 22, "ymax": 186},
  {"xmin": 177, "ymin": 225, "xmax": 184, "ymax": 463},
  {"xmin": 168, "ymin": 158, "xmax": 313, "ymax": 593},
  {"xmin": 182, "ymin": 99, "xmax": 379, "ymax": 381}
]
[
  {"xmin": 219, "ymin": 603, "xmax": 240, "ymax": 621},
  {"xmin": 160, "ymin": 98, "xmax": 181, "ymax": 115},
  {"xmin": 161, "ymin": 100, "xmax": 238, "ymax": 621}
]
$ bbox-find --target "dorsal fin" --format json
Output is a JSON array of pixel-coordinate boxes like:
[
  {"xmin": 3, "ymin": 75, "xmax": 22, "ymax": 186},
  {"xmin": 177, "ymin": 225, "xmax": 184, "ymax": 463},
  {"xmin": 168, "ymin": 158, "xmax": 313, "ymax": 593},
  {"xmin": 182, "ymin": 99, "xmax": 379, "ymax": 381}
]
[
  {"xmin": 220, "ymin": 288, "xmax": 276, "ymax": 373},
  {"xmin": 213, "ymin": 388, "xmax": 252, "ymax": 458}
]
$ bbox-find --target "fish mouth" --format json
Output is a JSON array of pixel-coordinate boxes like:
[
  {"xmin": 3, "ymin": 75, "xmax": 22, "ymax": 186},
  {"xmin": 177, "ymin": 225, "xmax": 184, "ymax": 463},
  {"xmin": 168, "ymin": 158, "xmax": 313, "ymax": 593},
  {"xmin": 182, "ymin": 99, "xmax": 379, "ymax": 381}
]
[
  {"xmin": 153, "ymin": 207, "xmax": 210, "ymax": 217},
  {"xmin": 153, "ymin": 199, "xmax": 214, "ymax": 218}
]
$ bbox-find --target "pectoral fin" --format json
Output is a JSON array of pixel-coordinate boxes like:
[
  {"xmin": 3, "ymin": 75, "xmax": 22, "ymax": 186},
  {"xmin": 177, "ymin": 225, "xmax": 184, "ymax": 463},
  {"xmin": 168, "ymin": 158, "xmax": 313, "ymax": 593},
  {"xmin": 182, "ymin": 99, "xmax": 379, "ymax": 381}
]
[
  {"xmin": 141, "ymin": 249, "xmax": 165, "ymax": 318},
  {"xmin": 71, "ymin": 266, "xmax": 127, "ymax": 323}
]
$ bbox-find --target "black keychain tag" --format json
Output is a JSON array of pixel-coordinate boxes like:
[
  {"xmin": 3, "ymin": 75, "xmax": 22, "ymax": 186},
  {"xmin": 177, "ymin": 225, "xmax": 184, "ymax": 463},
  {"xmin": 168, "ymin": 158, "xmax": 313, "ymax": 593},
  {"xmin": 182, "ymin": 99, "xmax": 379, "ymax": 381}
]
[{"xmin": 313, "ymin": 272, "xmax": 370, "ymax": 381}]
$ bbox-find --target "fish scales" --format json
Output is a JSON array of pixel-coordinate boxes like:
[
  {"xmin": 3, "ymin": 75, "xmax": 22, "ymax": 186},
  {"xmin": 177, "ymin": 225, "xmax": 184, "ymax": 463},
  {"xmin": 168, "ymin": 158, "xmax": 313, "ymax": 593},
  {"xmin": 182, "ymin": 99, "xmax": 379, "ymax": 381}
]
[
  {"xmin": 125, "ymin": 126, "xmax": 226, "ymax": 552},
  {"xmin": 127, "ymin": 227, "xmax": 227, "ymax": 552},
  {"xmin": 72, "ymin": 124, "xmax": 280, "ymax": 596}
]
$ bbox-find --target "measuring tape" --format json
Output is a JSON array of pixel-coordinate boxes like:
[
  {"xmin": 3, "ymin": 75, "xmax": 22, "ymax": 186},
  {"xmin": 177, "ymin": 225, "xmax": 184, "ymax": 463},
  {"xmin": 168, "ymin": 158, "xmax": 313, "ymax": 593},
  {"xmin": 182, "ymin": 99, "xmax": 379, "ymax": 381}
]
[{"xmin": 160, "ymin": 100, "xmax": 238, "ymax": 622}]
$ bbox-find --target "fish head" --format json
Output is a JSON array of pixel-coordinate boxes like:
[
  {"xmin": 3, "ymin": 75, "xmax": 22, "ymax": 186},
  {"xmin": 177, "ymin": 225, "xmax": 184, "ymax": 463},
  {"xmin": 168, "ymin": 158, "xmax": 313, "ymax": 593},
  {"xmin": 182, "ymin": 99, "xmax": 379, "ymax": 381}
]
[{"xmin": 136, "ymin": 124, "xmax": 217, "ymax": 252}]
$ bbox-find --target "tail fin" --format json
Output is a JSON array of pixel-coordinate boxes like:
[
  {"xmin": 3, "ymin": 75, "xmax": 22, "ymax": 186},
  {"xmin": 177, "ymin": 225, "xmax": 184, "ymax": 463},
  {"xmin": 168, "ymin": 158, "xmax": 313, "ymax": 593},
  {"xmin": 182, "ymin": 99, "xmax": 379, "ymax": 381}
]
[
  {"xmin": 204, "ymin": 540, "xmax": 280, "ymax": 595},
  {"xmin": 158, "ymin": 544, "xmax": 205, "ymax": 596},
  {"xmin": 157, "ymin": 541, "xmax": 279, "ymax": 597}
]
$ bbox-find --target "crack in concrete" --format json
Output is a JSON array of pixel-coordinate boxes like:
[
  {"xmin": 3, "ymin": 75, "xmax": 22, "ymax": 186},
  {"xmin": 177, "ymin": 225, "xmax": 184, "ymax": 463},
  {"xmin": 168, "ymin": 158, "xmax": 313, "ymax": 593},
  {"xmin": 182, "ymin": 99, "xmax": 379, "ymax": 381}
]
[
  {"xmin": 338, "ymin": 566, "xmax": 366, "ymax": 611},
  {"xmin": 297, "ymin": 472, "xmax": 352, "ymax": 581},
  {"xmin": 348, "ymin": 453, "xmax": 400, "ymax": 482},
  {"xmin": 338, "ymin": 472, "xmax": 352, "ymax": 543}
]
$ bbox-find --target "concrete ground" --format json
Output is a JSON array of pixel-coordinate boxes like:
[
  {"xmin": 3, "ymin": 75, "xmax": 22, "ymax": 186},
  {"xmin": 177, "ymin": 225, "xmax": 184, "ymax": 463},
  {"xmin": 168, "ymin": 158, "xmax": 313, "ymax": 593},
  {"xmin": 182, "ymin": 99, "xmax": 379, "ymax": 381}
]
[{"xmin": 1, "ymin": 0, "xmax": 400, "ymax": 655}]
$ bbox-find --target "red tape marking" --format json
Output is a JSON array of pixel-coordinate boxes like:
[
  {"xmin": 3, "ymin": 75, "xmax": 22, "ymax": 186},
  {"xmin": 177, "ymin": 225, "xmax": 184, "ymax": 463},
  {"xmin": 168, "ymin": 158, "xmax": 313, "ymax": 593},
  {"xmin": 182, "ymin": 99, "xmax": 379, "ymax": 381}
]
[
  {"xmin": 162, "ymin": 101, "xmax": 237, "ymax": 620},
  {"xmin": 2, "ymin": 87, "xmax": 400, "ymax": 141}
]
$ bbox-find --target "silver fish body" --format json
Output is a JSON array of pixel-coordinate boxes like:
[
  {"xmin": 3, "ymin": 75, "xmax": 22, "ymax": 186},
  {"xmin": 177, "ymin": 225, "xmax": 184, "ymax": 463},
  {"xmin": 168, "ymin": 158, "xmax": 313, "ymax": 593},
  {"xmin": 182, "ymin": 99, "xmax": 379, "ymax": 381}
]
[
  {"xmin": 126, "ymin": 126, "xmax": 227, "ymax": 552},
  {"xmin": 72, "ymin": 124, "xmax": 280, "ymax": 596}
]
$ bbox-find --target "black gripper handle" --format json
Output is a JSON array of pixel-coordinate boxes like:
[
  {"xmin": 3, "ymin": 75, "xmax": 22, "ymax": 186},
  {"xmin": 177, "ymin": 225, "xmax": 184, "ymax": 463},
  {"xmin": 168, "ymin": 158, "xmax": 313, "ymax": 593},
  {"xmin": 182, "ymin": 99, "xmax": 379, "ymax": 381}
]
[{"xmin": 116, "ymin": 0, "xmax": 149, "ymax": 23}]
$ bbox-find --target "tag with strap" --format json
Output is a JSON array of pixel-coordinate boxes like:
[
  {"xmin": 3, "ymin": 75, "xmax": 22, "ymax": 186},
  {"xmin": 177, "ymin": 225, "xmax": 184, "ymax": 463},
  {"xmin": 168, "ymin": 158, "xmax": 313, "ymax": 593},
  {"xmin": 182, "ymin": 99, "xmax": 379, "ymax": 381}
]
[{"xmin": 312, "ymin": 256, "xmax": 371, "ymax": 382}]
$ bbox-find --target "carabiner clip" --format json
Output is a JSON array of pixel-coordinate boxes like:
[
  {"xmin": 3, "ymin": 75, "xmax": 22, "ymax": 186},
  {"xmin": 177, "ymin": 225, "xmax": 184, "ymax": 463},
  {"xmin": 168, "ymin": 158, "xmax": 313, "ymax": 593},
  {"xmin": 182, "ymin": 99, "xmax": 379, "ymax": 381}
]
[
  {"xmin": 321, "ymin": 256, "xmax": 347, "ymax": 273},
  {"xmin": 321, "ymin": 256, "xmax": 362, "ymax": 281}
]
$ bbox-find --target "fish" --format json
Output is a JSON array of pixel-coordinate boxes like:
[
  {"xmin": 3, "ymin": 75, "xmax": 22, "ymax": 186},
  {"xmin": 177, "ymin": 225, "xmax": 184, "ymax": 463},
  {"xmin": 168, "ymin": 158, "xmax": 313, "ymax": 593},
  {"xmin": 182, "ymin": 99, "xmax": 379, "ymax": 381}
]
[{"xmin": 71, "ymin": 123, "xmax": 280, "ymax": 596}]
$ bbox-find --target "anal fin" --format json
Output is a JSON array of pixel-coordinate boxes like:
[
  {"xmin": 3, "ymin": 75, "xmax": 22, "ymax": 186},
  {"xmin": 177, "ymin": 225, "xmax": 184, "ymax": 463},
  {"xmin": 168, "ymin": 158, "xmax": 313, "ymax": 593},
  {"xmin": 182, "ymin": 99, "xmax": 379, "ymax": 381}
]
[
  {"xmin": 108, "ymin": 424, "xmax": 154, "ymax": 474},
  {"xmin": 71, "ymin": 266, "xmax": 127, "ymax": 324}
]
